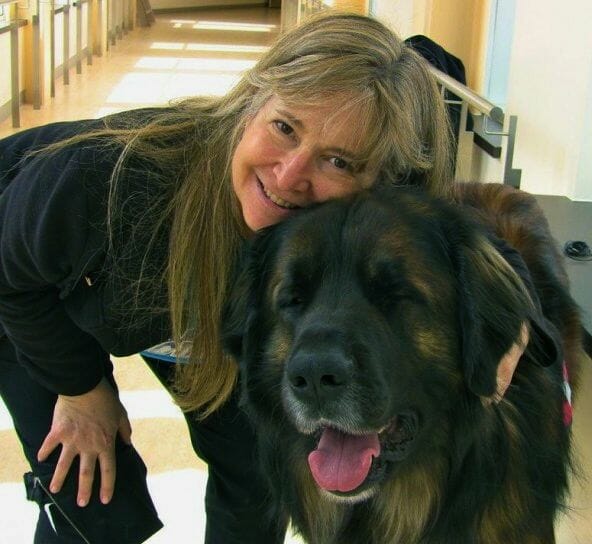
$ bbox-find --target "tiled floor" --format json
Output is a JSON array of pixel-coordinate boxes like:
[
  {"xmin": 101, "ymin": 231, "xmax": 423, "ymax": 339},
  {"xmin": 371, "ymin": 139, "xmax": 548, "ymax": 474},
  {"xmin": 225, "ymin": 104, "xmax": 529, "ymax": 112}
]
[{"xmin": 0, "ymin": 6, "xmax": 591, "ymax": 543}]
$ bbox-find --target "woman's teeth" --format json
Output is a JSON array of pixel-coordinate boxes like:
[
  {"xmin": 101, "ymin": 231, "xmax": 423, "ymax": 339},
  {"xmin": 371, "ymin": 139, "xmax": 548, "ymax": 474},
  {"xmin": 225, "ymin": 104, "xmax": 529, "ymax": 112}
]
[{"xmin": 262, "ymin": 184, "xmax": 298, "ymax": 209}]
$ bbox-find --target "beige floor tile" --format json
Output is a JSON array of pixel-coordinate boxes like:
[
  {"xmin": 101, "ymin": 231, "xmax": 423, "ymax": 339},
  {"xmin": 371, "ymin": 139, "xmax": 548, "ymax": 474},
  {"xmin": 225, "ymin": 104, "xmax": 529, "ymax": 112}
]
[{"xmin": 0, "ymin": 429, "xmax": 31, "ymax": 483}]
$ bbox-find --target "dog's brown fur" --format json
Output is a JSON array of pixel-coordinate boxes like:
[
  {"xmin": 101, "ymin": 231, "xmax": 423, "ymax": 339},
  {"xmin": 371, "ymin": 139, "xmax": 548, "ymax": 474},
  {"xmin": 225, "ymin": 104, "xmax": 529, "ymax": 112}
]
[
  {"xmin": 224, "ymin": 183, "xmax": 586, "ymax": 544},
  {"xmin": 456, "ymin": 182, "xmax": 585, "ymax": 393}
]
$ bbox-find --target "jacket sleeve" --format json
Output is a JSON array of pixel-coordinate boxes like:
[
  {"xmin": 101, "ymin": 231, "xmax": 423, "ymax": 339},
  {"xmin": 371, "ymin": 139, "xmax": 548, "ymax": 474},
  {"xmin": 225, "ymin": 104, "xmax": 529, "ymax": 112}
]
[{"xmin": 0, "ymin": 133, "xmax": 114, "ymax": 395}]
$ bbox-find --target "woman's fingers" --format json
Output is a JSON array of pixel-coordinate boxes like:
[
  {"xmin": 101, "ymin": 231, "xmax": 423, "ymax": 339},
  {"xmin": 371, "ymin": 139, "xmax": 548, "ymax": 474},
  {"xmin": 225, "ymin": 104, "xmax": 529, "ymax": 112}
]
[
  {"xmin": 118, "ymin": 414, "xmax": 133, "ymax": 445},
  {"xmin": 39, "ymin": 438, "xmax": 117, "ymax": 506},
  {"xmin": 50, "ymin": 447, "xmax": 77, "ymax": 494},
  {"xmin": 37, "ymin": 429, "xmax": 60, "ymax": 462},
  {"xmin": 77, "ymin": 454, "xmax": 97, "ymax": 507},
  {"xmin": 98, "ymin": 450, "xmax": 117, "ymax": 504}
]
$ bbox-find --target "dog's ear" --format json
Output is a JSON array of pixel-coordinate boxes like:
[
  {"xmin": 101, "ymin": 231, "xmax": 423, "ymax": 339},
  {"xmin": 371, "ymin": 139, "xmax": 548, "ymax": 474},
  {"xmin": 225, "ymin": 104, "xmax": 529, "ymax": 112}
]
[
  {"xmin": 453, "ymin": 231, "xmax": 545, "ymax": 397},
  {"xmin": 496, "ymin": 240, "xmax": 563, "ymax": 370}
]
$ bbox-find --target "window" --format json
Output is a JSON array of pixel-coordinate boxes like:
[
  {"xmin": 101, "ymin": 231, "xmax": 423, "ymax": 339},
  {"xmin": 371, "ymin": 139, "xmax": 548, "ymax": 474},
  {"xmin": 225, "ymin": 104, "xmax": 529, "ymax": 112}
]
[
  {"xmin": 0, "ymin": 5, "xmax": 8, "ymax": 26},
  {"xmin": 483, "ymin": 0, "xmax": 516, "ymax": 107}
]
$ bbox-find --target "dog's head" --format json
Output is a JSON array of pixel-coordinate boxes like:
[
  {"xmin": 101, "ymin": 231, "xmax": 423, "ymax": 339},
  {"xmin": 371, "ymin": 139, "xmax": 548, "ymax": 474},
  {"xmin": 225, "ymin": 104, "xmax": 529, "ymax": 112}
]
[{"xmin": 223, "ymin": 188, "xmax": 560, "ymax": 502}]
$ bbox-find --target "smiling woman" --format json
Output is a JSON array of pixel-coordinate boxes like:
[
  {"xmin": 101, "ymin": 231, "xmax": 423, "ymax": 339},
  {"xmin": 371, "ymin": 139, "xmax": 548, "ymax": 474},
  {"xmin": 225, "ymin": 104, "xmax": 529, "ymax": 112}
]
[{"xmin": 0, "ymin": 12, "xmax": 457, "ymax": 544}]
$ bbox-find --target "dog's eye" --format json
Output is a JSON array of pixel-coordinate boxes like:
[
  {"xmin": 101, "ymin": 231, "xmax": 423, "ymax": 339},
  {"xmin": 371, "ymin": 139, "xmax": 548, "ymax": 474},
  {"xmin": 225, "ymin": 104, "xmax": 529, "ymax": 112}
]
[
  {"xmin": 370, "ymin": 279, "xmax": 406, "ymax": 301},
  {"xmin": 282, "ymin": 296, "xmax": 303, "ymax": 308},
  {"xmin": 366, "ymin": 263, "xmax": 417, "ymax": 310},
  {"xmin": 277, "ymin": 289, "xmax": 306, "ymax": 311}
]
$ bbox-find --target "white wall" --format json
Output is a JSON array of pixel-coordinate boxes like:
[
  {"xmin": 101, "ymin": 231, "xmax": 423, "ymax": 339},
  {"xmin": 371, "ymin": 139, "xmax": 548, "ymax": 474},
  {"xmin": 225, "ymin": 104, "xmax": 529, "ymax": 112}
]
[
  {"xmin": 370, "ymin": 0, "xmax": 428, "ymax": 39},
  {"xmin": 574, "ymin": 66, "xmax": 592, "ymax": 201},
  {"xmin": 371, "ymin": 0, "xmax": 592, "ymax": 201},
  {"xmin": 507, "ymin": 0, "xmax": 592, "ymax": 200},
  {"xmin": 0, "ymin": 25, "xmax": 27, "ymax": 118},
  {"xmin": 0, "ymin": 33, "xmax": 11, "ymax": 105}
]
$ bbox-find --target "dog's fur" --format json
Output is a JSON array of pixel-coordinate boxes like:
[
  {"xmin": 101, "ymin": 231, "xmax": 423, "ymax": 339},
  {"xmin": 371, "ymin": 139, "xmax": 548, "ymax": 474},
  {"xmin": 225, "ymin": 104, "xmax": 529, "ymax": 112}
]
[{"xmin": 223, "ymin": 183, "xmax": 587, "ymax": 544}]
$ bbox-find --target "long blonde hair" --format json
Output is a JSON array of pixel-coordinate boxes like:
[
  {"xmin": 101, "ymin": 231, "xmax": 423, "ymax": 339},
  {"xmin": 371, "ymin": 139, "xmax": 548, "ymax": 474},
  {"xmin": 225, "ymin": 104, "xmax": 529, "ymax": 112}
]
[{"xmin": 54, "ymin": 13, "xmax": 454, "ymax": 416}]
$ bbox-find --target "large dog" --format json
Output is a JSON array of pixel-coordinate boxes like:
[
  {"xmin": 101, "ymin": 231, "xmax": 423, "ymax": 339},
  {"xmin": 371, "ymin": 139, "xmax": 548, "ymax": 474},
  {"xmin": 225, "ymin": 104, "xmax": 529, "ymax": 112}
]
[{"xmin": 223, "ymin": 183, "xmax": 587, "ymax": 544}]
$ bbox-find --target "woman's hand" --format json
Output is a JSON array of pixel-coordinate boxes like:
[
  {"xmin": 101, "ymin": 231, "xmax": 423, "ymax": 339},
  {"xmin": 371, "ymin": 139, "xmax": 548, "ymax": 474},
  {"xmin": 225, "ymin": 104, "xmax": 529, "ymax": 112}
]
[
  {"xmin": 490, "ymin": 323, "xmax": 529, "ymax": 403},
  {"xmin": 37, "ymin": 377, "xmax": 132, "ymax": 507}
]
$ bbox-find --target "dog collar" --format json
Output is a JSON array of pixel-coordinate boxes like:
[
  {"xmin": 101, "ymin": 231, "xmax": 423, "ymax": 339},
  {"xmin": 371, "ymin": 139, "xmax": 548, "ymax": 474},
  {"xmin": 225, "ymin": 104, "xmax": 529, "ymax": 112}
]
[{"xmin": 562, "ymin": 361, "xmax": 573, "ymax": 427}]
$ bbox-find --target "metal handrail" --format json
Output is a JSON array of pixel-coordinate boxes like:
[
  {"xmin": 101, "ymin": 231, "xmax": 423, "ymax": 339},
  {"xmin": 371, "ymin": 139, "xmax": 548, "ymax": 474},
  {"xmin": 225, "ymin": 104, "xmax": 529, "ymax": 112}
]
[
  {"xmin": 1, "ymin": 0, "xmax": 120, "ymax": 124},
  {"xmin": 427, "ymin": 64, "xmax": 505, "ymax": 125},
  {"xmin": 0, "ymin": 16, "xmax": 25, "ymax": 34},
  {"xmin": 427, "ymin": 64, "xmax": 521, "ymax": 188}
]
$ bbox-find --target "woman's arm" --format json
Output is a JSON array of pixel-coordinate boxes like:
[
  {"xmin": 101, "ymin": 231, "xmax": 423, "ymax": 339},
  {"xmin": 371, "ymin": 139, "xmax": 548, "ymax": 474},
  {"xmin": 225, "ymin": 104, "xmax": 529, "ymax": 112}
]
[
  {"xmin": 0, "ymin": 132, "xmax": 129, "ymax": 505},
  {"xmin": 0, "ymin": 143, "xmax": 107, "ymax": 393}
]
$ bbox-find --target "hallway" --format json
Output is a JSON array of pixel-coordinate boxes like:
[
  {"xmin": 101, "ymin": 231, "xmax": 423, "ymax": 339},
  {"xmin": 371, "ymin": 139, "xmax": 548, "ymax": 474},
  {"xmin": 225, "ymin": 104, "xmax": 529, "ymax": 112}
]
[
  {"xmin": 0, "ymin": 6, "xmax": 280, "ymax": 139},
  {"xmin": 0, "ymin": 5, "xmax": 590, "ymax": 543}
]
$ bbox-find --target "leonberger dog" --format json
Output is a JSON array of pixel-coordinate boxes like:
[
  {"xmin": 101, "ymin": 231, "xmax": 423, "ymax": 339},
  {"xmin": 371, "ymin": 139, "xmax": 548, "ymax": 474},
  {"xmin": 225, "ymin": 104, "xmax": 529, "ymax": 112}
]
[{"xmin": 223, "ymin": 182, "xmax": 587, "ymax": 544}]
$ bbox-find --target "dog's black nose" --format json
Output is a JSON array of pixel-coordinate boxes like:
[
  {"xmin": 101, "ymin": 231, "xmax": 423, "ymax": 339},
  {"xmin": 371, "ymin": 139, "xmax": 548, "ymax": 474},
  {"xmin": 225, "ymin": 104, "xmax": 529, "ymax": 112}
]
[{"xmin": 287, "ymin": 350, "xmax": 353, "ymax": 404}]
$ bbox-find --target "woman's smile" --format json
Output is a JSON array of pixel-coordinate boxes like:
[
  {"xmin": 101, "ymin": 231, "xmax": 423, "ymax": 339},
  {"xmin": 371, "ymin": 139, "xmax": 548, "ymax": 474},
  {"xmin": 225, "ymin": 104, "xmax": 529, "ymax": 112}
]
[{"xmin": 258, "ymin": 176, "xmax": 300, "ymax": 209}]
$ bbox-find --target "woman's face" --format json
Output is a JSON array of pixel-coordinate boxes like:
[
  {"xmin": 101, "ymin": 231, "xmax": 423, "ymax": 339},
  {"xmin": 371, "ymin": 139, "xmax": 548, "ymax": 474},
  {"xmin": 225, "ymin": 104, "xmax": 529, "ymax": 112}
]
[{"xmin": 231, "ymin": 95, "xmax": 378, "ymax": 232}]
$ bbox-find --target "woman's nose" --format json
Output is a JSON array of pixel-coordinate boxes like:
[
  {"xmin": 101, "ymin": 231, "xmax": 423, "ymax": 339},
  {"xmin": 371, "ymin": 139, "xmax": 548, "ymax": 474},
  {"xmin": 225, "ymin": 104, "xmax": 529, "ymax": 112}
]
[{"xmin": 273, "ymin": 150, "xmax": 313, "ymax": 192}]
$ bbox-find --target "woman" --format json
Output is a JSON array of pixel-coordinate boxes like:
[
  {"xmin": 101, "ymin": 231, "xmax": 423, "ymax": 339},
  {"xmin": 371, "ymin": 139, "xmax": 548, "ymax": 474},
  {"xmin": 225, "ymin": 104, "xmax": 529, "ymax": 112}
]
[{"xmin": 0, "ymin": 13, "xmax": 523, "ymax": 544}]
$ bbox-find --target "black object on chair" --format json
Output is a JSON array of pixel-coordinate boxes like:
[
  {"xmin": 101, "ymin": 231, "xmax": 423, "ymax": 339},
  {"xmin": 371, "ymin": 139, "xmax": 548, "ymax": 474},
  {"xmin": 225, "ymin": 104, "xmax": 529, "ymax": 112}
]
[{"xmin": 405, "ymin": 35, "xmax": 474, "ymax": 141}]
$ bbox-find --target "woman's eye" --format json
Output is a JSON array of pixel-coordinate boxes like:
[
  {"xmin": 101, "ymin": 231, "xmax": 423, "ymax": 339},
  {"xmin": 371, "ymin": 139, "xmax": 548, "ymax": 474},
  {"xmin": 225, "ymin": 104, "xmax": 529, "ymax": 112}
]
[
  {"xmin": 330, "ymin": 156, "xmax": 350, "ymax": 170},
  {"xmin": 274, "ymin": 120, "xmax": 294, "ymax": 136}
]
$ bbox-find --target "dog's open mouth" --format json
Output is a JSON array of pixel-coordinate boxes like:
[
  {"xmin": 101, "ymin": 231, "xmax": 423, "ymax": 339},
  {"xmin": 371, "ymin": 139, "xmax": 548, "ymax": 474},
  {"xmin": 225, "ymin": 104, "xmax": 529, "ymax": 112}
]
[{"xmin": 307, "ymin": 412, "xmax": 418, "ymax": 494}]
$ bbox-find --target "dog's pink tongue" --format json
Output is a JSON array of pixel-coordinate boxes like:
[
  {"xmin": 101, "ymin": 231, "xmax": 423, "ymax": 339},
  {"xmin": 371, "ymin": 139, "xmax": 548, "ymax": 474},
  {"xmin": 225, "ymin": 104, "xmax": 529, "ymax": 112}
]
[{"xmin": 308, "ymin": 428, "xmax": 381, "ymax": 492}]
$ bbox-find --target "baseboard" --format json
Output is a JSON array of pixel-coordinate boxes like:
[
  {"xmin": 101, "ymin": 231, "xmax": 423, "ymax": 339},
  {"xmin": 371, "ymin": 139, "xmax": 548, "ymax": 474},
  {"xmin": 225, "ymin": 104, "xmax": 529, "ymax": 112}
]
[
  {"xmin": 0, "ymin": 90, "xmax": 27, "ymax": 126},
  {"xmin": 0, "ymin": 47, "xmax": 91, "ymax": 127},
  {"xmin": 54, "ymin": 46, "xmax": 92, "ymax": 81}
]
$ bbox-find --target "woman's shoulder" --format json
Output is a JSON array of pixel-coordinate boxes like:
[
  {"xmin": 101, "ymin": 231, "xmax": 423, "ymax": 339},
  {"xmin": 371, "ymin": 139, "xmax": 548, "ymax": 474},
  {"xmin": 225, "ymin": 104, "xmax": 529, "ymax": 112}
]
[
  {"xmin": 102, "ymin": 105, "xmax": 180, "ymax": 129},
  {"xmin": 0, "ymin": 106, "xmax": 178, "ymax": 157},
  {"xmin": 0, "ymin": 117, "xmax": 101, "ymax": 163},
  {"xmin": 1, "ymin": 107, "xmax": 181, "ymax": 185}
]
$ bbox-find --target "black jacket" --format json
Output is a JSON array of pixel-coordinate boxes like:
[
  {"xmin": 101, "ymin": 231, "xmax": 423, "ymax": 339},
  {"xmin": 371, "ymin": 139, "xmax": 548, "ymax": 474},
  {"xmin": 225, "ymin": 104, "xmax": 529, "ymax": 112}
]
[
  {"xmin": 404, "ymin": 34, "xmax": 474, "ymax": 136},
  {"xmin": 0, "ymin": 112, "xmax": 172, "ymax": 395}
]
